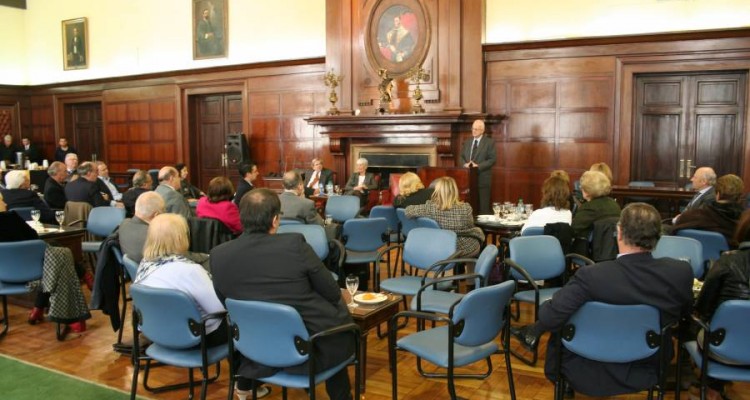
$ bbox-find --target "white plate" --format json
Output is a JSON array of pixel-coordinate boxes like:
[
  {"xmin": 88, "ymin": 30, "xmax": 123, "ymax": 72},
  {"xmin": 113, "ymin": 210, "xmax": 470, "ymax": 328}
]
[{"xmin": 353, "ymin": 292, "xmax": 389, "ymax": 305}]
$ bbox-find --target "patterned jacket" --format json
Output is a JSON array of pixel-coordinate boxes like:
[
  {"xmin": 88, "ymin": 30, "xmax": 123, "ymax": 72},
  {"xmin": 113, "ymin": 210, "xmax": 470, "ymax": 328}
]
[{"xmin": 405, "ymin": 200, "xmax": 484, "ymax": 258}]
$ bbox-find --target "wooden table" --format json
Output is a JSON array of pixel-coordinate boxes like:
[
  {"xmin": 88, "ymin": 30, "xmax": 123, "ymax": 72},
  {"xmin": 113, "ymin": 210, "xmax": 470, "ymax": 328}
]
[
  {"xmin": 475, "ymin": 218, "xmax": 525, "ymax": 246},
  {"xmin": 342, "ymin": 290, "xmax": 402, "ymax": 394},
  {"xmin": 610, "ymin": 185, "xmax": 695, "ymax": 215}
]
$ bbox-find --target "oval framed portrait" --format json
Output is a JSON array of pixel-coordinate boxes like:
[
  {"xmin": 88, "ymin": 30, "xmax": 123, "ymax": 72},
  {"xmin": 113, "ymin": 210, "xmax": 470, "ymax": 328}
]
[{"xmin": 365, "ymin": 0, "xmax": 430, "ymax": 77}]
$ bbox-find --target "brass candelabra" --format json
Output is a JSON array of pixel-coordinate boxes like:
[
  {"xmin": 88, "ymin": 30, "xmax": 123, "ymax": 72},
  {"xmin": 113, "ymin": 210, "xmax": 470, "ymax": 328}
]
[
  {"xmin": 407, "ymin": 66, "xmax": 430, "ymax": 114},
  {"xmin": 323, "ymin": 69, "xmax": 344, "ymax": 115}
]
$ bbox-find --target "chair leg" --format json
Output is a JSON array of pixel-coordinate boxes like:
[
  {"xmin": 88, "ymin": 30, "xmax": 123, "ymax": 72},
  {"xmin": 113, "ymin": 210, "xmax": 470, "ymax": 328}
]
[
  {"xmin": 130, "ymin": 354, "xmax": 140, "ymax": 400},
  {"xmin": 389, "ymin": 319, "xmax": 399, "ymax": 400},
  {"xmin": 504, "ymin": 347, "xmax": 517, "ymax": 400},
  {"xmin": 0, "ymin": 295, "xmax": 8, "ymax": 339},
  {"xmin": 117, "ymin": 275, "xmax": 128, "ymax": 345}
]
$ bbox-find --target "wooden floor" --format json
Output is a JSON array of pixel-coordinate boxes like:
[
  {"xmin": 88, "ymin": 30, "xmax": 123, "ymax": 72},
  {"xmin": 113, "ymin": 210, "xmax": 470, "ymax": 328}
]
[{"xmin": 1, "ymin": 270, "xmax": 749, "ymax": 400}]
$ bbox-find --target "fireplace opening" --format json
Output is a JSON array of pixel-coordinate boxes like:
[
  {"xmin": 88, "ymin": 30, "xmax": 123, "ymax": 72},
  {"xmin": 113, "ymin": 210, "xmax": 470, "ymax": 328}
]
[{"xmin": 351, "ymin": 144, "xmax": 436, "ymax": 189}]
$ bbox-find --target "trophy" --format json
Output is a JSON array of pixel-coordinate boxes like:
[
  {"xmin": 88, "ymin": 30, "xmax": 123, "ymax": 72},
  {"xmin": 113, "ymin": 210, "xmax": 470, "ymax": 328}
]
[
  {"xmin": 377, "ymin": 68, "xmax": 393, "ymax": 114},
  {"xmin": 323, "ymin": 69, "xmax": 344, "ymax": 115},
  {"xmin": 407, "ymin": 66, "xmax": 430, "ymax": 114}
]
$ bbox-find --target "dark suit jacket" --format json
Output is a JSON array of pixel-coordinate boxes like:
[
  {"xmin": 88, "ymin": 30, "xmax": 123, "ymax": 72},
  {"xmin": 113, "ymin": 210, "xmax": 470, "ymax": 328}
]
[
  {"xmin": 22, "ymin": 145, "xmax": 42, "ymax": 164},
  {"xmin": 95, "ymin": 177, "xmax": 118, "ymax": 204},
  {"xmin": 0, "ymin": 144, "xmax": 20, "ymax": 163},
  {"xmin": 233, "ymin": 179, "xmax": 254, "ymax": 206},
  {"xmin": 55, "ymin": 146, "xmax": 77, "ymax": 162},
  {"xmin": 279, "ymin": 191, "xmax": 324, "ymax": 225},
  {"xmin": 460, "ymin": 135, "xmax": 496, "ymax": 187},
  {"xmin": 344, "ymin": 172, "xmax": 377, "ymax": 193},
  {"xmin": 122, "ymin": 187, "xmax": 149, "ymax": 218},
  {"xmin": 684, "ymin": 186, "xmax": 716, "ymax": 212},
  {"xmin": 537, "ymin": 252, "xmax": 693, "ymax": 396},
  {"xmin": 1, "ymin": 188, "xmax": 56, "ymax": 223},
  {"xmin": 303, "ymin": 168, "xmax": 334, "ymax": 197},
  {"xmin": 393, "ymin": 187, "xmax": 434, "ymax": 208},
  {"xmin": 64, "ymin": 177, "xmax": 109, "ymax": 207},
  {"xmin": 43, "ymin": 177, "xmax": 67, "ymax": 210}
]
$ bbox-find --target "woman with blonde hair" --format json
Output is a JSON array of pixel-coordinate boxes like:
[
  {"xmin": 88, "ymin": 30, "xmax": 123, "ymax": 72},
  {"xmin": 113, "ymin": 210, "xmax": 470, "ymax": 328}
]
[
  {"xmin": 405, "ymin": 176, "xmax": 484, "ymax": 257},
  {"xmin": 522, "ymin": 176, "xmax": 572, "ymax": 234},
  {"xmin": 571, "ymin": 170, "xmax": 621, "ymax": 238},
  {"xmin": 589, "ymin": 162, "xmax": 613, "ymax": 183},
  {"xmin": 393, "ymin": 172, "xmax": 433, "ymax": 208}
]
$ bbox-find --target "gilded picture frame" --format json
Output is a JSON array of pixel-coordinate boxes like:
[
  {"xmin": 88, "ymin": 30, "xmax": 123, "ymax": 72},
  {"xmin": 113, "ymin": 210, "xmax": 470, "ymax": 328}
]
[
  {"xmin": 365, "ymin": 0, "xmax": 430, "ymax": 77},
  {"xmin": 62, "ymin": 17, "xmax": 88, "ymax": 70},
  {"xmin": 193, "ymin": 0, "xmax": 228, "ymax": 59}
]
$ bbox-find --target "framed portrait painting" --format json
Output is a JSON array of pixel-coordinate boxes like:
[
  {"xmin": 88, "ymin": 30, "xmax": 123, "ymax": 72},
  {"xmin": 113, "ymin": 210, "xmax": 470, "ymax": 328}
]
[
  {"xmin": 62, "ymin": 17, "xmax": 88, "ymax": 70},
  {"xmin": 365, "ymin": 0, "xmax": 430, "ymax": 77},
  {"xmin": 193, "ymin": 0, "xmax": 228, "ymax": 59}
]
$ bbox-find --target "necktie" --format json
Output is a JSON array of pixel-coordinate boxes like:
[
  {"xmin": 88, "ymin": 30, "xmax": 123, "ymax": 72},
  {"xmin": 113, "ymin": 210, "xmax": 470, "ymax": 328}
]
[
  {"xmin": 309, "ymin": 171, "xmax": 319, "ymax": 188},
  {"xmin": 470, "ymin": 139, "xmax": 479, "ymax": 161}
]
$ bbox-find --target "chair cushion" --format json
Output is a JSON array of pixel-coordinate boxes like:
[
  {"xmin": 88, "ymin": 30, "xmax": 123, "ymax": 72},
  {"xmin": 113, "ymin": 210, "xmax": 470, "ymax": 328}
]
[
  {"xmin": 513, "ymin": 287, "xmax": 561, "ymax": 304},
  {"xmin": 345, "ymin": 250, "xmax": 380, "ymax": 264},
  {"xmin": 410, "ymin": 291, "xmax": 464, "ymax": 314},
  {"xmin": 260, "ymin": 356, "xmax": 354, "ymax": 388},
  {"xmin": 684, "ymin": 341, "xmax": 750, "ymax": 382},
  {"xmin": 82, "ymin": 241, "xmax": 103, "ymax": 253},
  {"xmin": 145, "ymin": 343, "xmax": 229, "ymax": 368},
  {"xmin": 380, "ymin": 276, "xmax": 428, "ymax": 296},
  {"xmin": 0, "ymin": 282, "xmax": 33, "ymax": 296},
  {"xmin": 397, "ymin": 326, "xmax": 498, "ymax": 368}
]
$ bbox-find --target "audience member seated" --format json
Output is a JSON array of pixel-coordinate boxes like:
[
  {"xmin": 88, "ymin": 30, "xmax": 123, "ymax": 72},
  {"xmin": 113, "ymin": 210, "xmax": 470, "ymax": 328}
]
[
  {"xmin": 571, "ymin": 170, "xmax": 621, "ymax": 239},
  {"xmin": 211, "ymin": 188, "xmax": 354, "ymax": 400},
  {"xmin": 344, "ymin": 157, "xmax": 378, "ymax": 206},
  {"xmin": 2, "ymin": 170, "xmax": 56, "ymax": 224},
  {"xmin": 64, "ymin": 161, "xmax": 111, "ymax": 208},
  {"xmin": 522, "ymin": 175, "xmax": 572, "ymax": 234},
  {"xmin": 95, "ymin": 161, "xmax": 124, "ymax": 207},
  {"xmin": 20, "ymin": 137, "xmax": 42, "ymax": 164},
  {"xmin": 671, "ymin": 174, "xmax": 745, "ymax": 245},
  {"xmin": 691, "ymin": 210, "xmax": 750, "ymax": 400},
  {"xmin": 393, "ymin": 171, "xmax": 433, "ymax": 208},
  {"xmin": 43, "ymin": 161, "xmax": 68, "ymax": 210},
  {"xmin": 304, "ymin": 157, "xmax": 334, "ymax": 198},
  {"xmin": 589, "ymin": 162, "xmax": 613, "ymax": 183},
  {"xmin": 233, "ymin": 162, "xmax": 259, "ymax": 206},
  {"xmin": 54, "ymin": 137, "xmax": 77, "ymax": 163},
  {"xmin": 511, "ymin": 203, "xmax": 693, "ymax": 398},
  {"xmin": 405, "ymin": 176, "xmax": 484, "ymax": 258},
  {"xmin": 175, "ymin": 163, "xmax": 205, "ymax": 203},
  {"xmin": 196, "ymin": 176, "xmax": 242, "ymax": 234},
  {"xmin": 64, "ymin": 153, "xmax": 79, "ymax": 182},
  {"xmin": 279, "ymin": 170, "xmax": 324, "ymax": 225},
  {"xmin": 0, "ymin": 194, "xmax": 90, "ymax": 336},
  {"xmin": 154, "ymin": 166, "xmax": 194, "ymax": 219},
  {"xmin": 551, "ymin": 169, "xmax": 580, "ymax": 213},
  {"xmin": 121, "ymin": 170, "xmax": 152, "ymax": 218}
]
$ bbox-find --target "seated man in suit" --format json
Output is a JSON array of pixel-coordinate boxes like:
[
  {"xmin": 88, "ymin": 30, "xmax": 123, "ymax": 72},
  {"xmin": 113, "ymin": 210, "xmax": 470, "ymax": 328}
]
[
  {"xmin": 211, "ymin": 188, "xmax": 355, "ymax": 400},
  {"xmin": 121, "ymin": 170, "xmax": 152, "ymax": 218},
  {"xmin": 154, "ymin": 166, "xmax": 194, "ymax": 219},
  {"xmin": 280, "ymin": 170, "xmax": 323, "ymax": 225},
  {"xmin": 233, "ymin": 162, "xmax": 259, "ymax": 206},
  {"xmin": 44, "ymin": 161, "xmax": 68, "ymax": 210},
  {"xmin": 1, "ymin": 170, "xmax": 56, "ymax": 224},
  {"xmin": 511, "ymin": 202, "xmax": 693, "ymax": 397},
  {"xmin": 64, "ymin": 161, "xmax": 111, "ymax": 208},
  {"xmin": 672, "ymin": 166, "xmax": 717, "ymax": 223},
  {"xmin": 304, "ymin": 158, "xmax": 334, "ymax": 198},
  {"xmin": 94, "ymin": 161, "xmax": 124, "ymax": 207}
]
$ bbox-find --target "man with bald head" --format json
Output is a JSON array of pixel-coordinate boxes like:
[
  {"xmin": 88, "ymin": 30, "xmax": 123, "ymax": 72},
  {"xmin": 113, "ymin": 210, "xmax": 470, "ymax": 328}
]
[
  {"xmin": 460, "ymin": 119, "xmax": 496, "ymax": 214},
  {"xmin": 280, "ymin": 170, "xmax": 324, "ymax": 225},
  {"xmin": 119, "ymin": 191, "xmax": 164, "ymax": 263},
  {"xmin": 672, "ymin": 166, "xmax": 717, "ymax": 223},
  {"xmin": 154, "ymin": 166, "xmax": 194, "ymax": 218},
  {"xmin": 44, "ymin": 161, "xmax": 68, "ymax": 209}
]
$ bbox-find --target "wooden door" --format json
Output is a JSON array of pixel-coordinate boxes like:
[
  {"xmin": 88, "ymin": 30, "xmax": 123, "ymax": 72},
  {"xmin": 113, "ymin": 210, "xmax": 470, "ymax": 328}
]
[
  {"xmin": 192, "ymin": 93, "xmax": 243, "ymax": 189},
  {"xmin": 632, "ymin": 72, "xmax": 746, "ymax": 187},
  {"xmin": 69, "ymin": 102, "xmax": 103, "ymax": 162}
]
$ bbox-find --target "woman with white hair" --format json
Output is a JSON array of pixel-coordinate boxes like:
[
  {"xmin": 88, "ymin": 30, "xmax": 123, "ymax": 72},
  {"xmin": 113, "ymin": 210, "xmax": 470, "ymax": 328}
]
[
  {"xmin": 1, "ymin": 169, "xmax": 56, "ymax": 224},
  {"xmin": 344, "ymin": 158, "xmax": 378, "ymax": 206}
]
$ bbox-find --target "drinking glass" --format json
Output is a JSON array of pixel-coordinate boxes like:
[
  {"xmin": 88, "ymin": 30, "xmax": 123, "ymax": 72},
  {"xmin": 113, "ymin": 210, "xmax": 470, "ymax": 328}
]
[
  {"xmin": 326, "ymin": 183, "xmax": 334, "ymax": 196},
  {"xmin": 334, "ymin": 185, "xmax": 341, "ymax": 195},
  {"xmin": 492, "ymin": 202, "xmax": 502, "ymax": 218},
  {"xmin": 325, "ymin": 214, "xmax": 333, "ymax": 226},
  {"xmin": 55, "ymin": 211, "xmax": 65, "ymax": 231},
  {"xmin": 345, "ymin": 274, "xmax": 359, "ymax": 308},
  {"xmin": 30, "ymin": 209, "xmax": 41, "ymax": 225},
  {"xmin": 524, "ymin": 204, "xmax": 533, "ymax": 216}
]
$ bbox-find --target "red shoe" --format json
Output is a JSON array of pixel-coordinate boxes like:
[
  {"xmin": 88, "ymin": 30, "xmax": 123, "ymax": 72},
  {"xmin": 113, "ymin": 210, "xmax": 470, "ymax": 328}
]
[
  {"xmin": 68, "ymin": 320, "xmax": 86, "ymax": 333},
  {"xmin": 28, "ymin": 307, "xmax": 45, "ymax": 325},
  {"xmin": 82, "ymin": 271, "xmax": 95, "ymax": 291}
]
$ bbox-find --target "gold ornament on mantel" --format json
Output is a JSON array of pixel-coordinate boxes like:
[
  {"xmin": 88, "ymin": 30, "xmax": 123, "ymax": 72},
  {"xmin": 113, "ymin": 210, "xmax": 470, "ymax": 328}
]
[
  {"xmin": 407, "ymin": 66, "xmax": 430, "ymax": 114},
  {"xmin": 377, "ymin": 68, "xmax": 394, "ymax": 115},
  {"xmin": 323, "ymin": 69, "xmax": 344, "ymax": 115}
]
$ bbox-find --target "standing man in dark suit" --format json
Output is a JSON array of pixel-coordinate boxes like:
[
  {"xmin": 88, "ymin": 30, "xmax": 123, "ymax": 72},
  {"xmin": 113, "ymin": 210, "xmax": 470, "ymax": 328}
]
[
  {"xmin": 211, "ymin": 188, "xmax": 355, "ymax": 400},
  {"xmin": 304, "ymin": 158, "xmax": 334, "ymax": 197},
  {"xmin": 44, "ymin": 161, "xmax": 68, "ymax": 209},
  {"xmin": 233, "ymin": 162, "xmax": 259, "ymax": 206},
  {"xmin": 21, "ymin": 138, "xmax": 42, "ymax": 164},
  {"xmin": 55, "ymin": 138, "xmax": 77, "ymax": 163},
  {"xmin": 511, "ymin": 203, "xmax": 693, "ymax": 397},
  {"xmin": 64, "ymin": 162, "xmax": 110, "ymax": 207},
  {"xmin": 460, "ymin": 119, "xmax": 496, "ymax": 215},
  {"xmin": 280, "ymin": 171, "xmax": 324, "ymax": 225}
]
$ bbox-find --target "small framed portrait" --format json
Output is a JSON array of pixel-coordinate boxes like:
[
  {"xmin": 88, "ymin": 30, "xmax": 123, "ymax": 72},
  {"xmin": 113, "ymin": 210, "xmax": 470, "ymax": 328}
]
[
  {"xmin": 193, "ymin": 0, "xmax": 228, "ymax": 59},
  {"xmin": 62, "ymin": 17, "xmax": 88, "ymax": 70},
  {"xmin": 365, "ymin": 0, "xmax": 430, "ymax": 77}
]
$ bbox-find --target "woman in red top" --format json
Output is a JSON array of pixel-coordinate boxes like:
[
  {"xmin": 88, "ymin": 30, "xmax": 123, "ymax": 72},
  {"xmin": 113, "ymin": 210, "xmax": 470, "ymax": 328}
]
[{"xmin": 196, "ymin": 176, "xmax": 242, "ymax": 234}]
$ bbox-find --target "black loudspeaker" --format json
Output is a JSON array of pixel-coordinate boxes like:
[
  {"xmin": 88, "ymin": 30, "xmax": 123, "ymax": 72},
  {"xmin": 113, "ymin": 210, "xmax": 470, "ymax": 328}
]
[{"xmin": 226, "ymin": 133, "xmax": 251, "ymax": 167}]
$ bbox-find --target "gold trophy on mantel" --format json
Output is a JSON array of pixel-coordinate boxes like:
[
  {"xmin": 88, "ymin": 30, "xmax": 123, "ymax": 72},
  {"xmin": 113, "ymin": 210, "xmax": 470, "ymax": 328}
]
[
  {"xmin": 377, "ymin": 68, "xmax": 394, "ymax": 115},
  {"xmin": 407, "ymin": 66, "xmax": 430, "ymax": 114},
  {"xmin": 323, "ymin": 69, "xmax": 344, "ymax": 115}
]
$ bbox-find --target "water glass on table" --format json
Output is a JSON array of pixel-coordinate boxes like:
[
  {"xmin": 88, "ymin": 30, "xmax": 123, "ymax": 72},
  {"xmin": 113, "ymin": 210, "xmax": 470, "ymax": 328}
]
[
  {"xmin": 492, "ymin": 202, "xmax": 502, "ymax": 219},
  {"xmin": 30, "ymin": 209, "xmax": 41, "ymax": 226},
  {"xmin": 345, "ymin": 274, "xmax": 359, "ymax": 308},
  {"xmin": 55, "ymin": 210, "xmax": 65, "ymax": 231}
]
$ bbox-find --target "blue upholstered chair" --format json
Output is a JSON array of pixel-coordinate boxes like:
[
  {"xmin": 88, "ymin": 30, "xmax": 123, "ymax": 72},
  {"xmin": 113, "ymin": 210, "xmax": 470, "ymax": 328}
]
[
  {"xmin": 653, "ymin": 235, "xmax": 704, "ymax": 279},
  {"xmin": 277, "ymin": 224, "xmax": 345, "ymax": 281},
  {"xmin": 279, "ymin": 218, "xmax": 303, "ymax": 225},
  {"xmin": 342, "ymin": 217, "xmax": 388, "ymax": 291},
  {"xmin": 324, "ymin": 195, "xmax": 360, "ymax": 223},
  {"xmin": 369, "ymin": 205, "xmax": 401, "ymax": 275},
  {"xmin": 129, "ymin": 284, "xmax": 229, "ymax": 400},
  {"xmin": 675, "ymin": 229, "xmax": 730, "ymax": 272},
  {"xmin": 82, "ymin": 206, "xmax": 126, "ymax": 253},
  {"xmin": 9, "ymin": 206, "xmax": 34, "ymax": 221},
  {"xmin": 225, "ymin": 299, "xmax": 360, "ymax": 400},
  {"xmin": 552, "ymin": 302, "xmax": 667, "ymax": 400},
  {"xmin": 389, "ymin": 280, "xmax": 517, "ymax": 400}
]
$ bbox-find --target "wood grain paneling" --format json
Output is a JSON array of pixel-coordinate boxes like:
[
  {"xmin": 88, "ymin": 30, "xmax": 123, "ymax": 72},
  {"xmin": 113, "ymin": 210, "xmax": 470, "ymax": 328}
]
[
  {"xmin": 560, "ymin": 79, "xmax": 611, "ymax": 108},
  {"xmin": 508, "ymin": 113, "xmax": 555, "ymax": 139},
  {"xmin": 511, "ymin": 82, "xmax": 556, "ymax": 109},
  {"xmin": 559, "ymin": 111, "xmax": 609, "ymax": 140}
]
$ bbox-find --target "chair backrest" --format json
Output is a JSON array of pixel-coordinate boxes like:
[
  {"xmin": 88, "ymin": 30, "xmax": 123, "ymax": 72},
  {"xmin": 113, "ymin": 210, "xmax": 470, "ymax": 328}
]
[
  {"xmin": 704, "ymin": 300, "xmax": 750, "ymax": 365},
  {"xmin": 403, "ymin": 227, "xmax": 456, "ymax": 270},
  {"xmin": 130, "ymin": 284, "xmax": 204, "ymax": 349},
  {"xmin": 342, "ymin": 217, "xmax": 387, "ymax": 252},
  {"xmin": 561, "ymin": 301, "xmax": 661, "ymax": 363},
  {"xmin": 369, "ymin": 205, "xmax": 399, "ymax": 234},
  {"xmin": 474, "ymin": 244, "xmax": 499, "ymax": 287},
  {"xmin": 324, "ymin": 195, "xmax": 360, "ymax": 222},
  {"xmin": 509, "ymin": 235, "xmax": 566, "ymax": 281},
  {"xmin": 0, "ymin": 240, "xmax": 46, "ymax": 283},
  {"xmin": 521, "ymin": 226, "xmax": 544, "ymax": 236},
  {"xmin": 590, "ymin": 216, "xmax": 620, "ymax": 262},
  {"xmin": 122, "ymin": 254, "xmax": 139, "ymax": 281},
  {"xmin": 396, "ymin": 208, "xmax": 418, "ymax": 237},
  {"xmin": 62, "ymin": 201, "xmax": 93, "ymax": 228},
  {"xmin": 9, "ymin": 206, "xmax": 34, "ymax": 221},
  {"xmin": 653, "ymin": 235, "xmax": 704, "ymax": 279},
  {"xmin": 277, "ymin": 224, "xmax": 329, "ymax": 260},
  {"xmin": 226, "ymin": 299, "xmax": 310, "ymax": 368},
  {"xmin": 187, "ymin": 217, "xmax": 235, "ymax": 253},
  {"xmin": 451, "ymin": 280, "xmax": 516, "ymax": 347},
  {"xmin": 675, "ymin": 229, "xmax": 730, "ymax": 263},
  {"xmin": 416, "ymin": 217, "xmax": 440, "ymax": 229},
  {"xmin": 279, "ymin": 218, "xmax": 303, "ymax": 226},
  {"xmin": 87, "ymin": 206, "xmax": 126, "ymax": 238}
]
